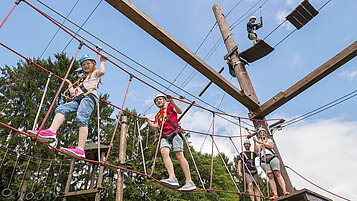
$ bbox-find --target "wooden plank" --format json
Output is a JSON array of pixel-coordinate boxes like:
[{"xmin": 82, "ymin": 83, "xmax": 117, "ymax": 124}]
[
  {"xmin": 286, "ymin": 14, "xmax": 303, "ymax": 29},
  {"xmin": 252, "ymin": 41, "xmax": 357, "ymax": 118},
  {"xmin": 302, "ymin": 0, "xmax": 319, "ymax": 17},
  {"xmin": 296, "ymin": 5, "xmax": 313, "ymax": 21},
  {"xmin": 276, "ymin": 188, "xmax": 332, "ymax": 201},
  {"xmin": 291, "ymin": 9, "xmax": 308, "ymax": 25},
  {"xmin": 105, "ymin": 0, "xmax": 259, "ymax": 111},
  {"xmin": 239, "ymin": 40, "xmax": 274, "ymax": 63}
]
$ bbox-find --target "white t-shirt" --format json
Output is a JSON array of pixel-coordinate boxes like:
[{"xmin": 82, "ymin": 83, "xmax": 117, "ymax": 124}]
[
  {"xmin": 76, "ymin": 69, "xmax": 101, "ymax": 98},
  {"xmin": 257, "ymin": 138, "xmax": 274, "ymax": 158}
]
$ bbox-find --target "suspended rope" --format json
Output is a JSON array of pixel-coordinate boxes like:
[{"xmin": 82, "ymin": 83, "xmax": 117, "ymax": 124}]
[
  {"xmin": 0, "ymin": 0, "xmax": 21, "ymax": 30},
  {"xmin": 149, "ymin": 117, "xmax": 166, "ymax": 178},
  {"xmin": 1, "ymin": 154, "xmax": 19, "ymax": 198},
  {"xmin": 0, "ymin": 149, "xmax": 8, "ymax": 169},
  {"xmin": 39, "ymin": 0, "xmax": 80, "ymax": 58},
  {"xmin": 14, "ymin": 156, "xmax": 32, "ymax": 201},
  {"xmin": 31, "ymin": 72, "xmax": 53, "ymax": 131},
  {"xmin": 103, "ymin": 75, "xmax": 133, "ymax": 164},
  {"xmin": 286, "ymin": 165, "xmax": 350, "ymax": 201},
  {"xmin": 33, "ymin": 41, "xmax": 83, "ymax": 141},
  {"xmin": 209, "ymin": 113, "xmax": 215, "ymax": 190},
  {"xmin": 135, "ymin": 118, "xmax": 147, "ymax": 175}
]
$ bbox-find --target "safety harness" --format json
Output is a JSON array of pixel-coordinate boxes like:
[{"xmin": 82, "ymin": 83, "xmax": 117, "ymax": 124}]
[
  {"xmin": 74, "ymin": 74, "xmax": 97, "ymax": 105},
  {"xmin": 243, "ymin": 152, "xmax": 258, "ymax": 175},
  {"xmin": 157, "ymin": 105, "xmax": 183, "ymax": 143},
  {"xmin": 259, "ymin": 146, "xmax": 277, "ymax": 165}
]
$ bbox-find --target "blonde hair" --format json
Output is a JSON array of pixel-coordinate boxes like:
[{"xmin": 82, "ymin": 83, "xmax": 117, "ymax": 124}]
[{"xmin": 74, "ymin": 60, "xmax": 102, "ymax": 88}]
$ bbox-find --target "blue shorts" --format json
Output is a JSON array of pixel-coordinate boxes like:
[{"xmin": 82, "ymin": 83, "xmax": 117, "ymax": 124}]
[
  {"xmin": 55, "ymin": 94, "xmax": 98, "ymax": 128},
  {"xmin": 160, "ymin": 133, "xmax": 184, "ymax": 152}
]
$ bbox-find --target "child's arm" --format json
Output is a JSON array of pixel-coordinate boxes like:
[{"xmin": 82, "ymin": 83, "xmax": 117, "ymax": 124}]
[
  {"xmin": 65, "ymin": 79, "xmax": 76, "ymax": 96},
  {"xmin": 167, "ymin": 94, "xmax": 183, "ymax": 114},
  {"xmin": 139, "ymin": 116, "xmax": 159, "ymax": 131},
  {"xmin": 97, "ymin": 55, "xmax": 107, "ymax": 77}
]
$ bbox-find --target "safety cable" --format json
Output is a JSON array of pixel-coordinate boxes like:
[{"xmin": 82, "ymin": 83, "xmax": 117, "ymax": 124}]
[
  {"xmin": 39, "ymin": 0, "xmax": 80, "ymax": 58},
  {"xmin": 0, "ymin": 1, "xmax": 20, "ymax": 30},
  {"xmin": 286, "ymin": 165, "xmax": 350, "ymax": 201},
  {"xmin": 135, "ymin": 119, "xmax": 147, "ymax": 175},
  {"xmin": 34, "ymin": 0, "xmax": 257, "ymax": 128},
  {"xmin": 209, "ymin": 113, "xmax": 215, "ymax": 190},
  {"xmin": 283, "ymin": 89, "xmax": 357, "ymax": 127},
  {"xmin": 61, "ymin": 0, "xmax": 103, "ymax": 53},
  {"xmin": 149, "ymin": 117, "xmax": 166, "ymax": 178}
]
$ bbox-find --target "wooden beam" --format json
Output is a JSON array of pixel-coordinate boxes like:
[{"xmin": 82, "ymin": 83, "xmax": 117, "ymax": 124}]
[
  {"xmin": 252, "ymin": 41, "xmax": 357, "ymax": 118},
  {"xmin": 105, "ymin": 0, "xmax": 260, "ymax": 111}
]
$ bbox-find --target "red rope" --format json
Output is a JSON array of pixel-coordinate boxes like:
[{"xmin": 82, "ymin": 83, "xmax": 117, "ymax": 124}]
[
  {"xmin": 31, "ymin": 159, "xmax": 42, "ymax": 192},
  {"xmin": 103, "ymin": 75, "xmax": 133, "ymax": 164},
  {"xmin": 149, "ymin": 118, "xmax": 166, "ymax": 178},
  {"xmin": 0, "ymin": 149, "xmax": 8, "ymax": 169},
  {"xmin": 209, "ymin": 113, "xmax": 215, "ymax": 190},
  {"xmin": 238, "ymin": 118, "xmax": 246, "ymax": 192},
  {"xmin": 34, "ymin": 44, "xmax": 82, "ymax": 140},
  {"xmin": 41, "ymin": 161, "xmax": 53, "ymax": 192},
  {"xmin": 0, "ymin": 3, "xmax": 18, "ymax": 30},
  {"xmin": 212, "ymin": 138, "xmax": 241, "ymax": 193},
  {"xmin": 52, "ymin": 160, "xmax": 62, "ymax": 191},
  {"xmin": 7, "ymin": 155, "xmax": 19, "ymax": 188},
  {"xmin": 18, "ymin": 156, "xmax": 32, "ymax": 191},
  {"xmin": 182, "ymin": 133, "xmax": 206, "ymax": 190},
  {"xmin": 229, "ymin": 138, "xmax": 264, "ymax": 198},
  {"xmin": 286, "ymin": 166, "xmax": 351, "ymax": 201},
  {"xmin": 136, "ymin": 119, "xmax": 147, "ymax": 175}
]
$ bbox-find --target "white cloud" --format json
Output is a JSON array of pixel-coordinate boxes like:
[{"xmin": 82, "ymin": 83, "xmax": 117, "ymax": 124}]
[
  {"xmin": 275, "ymin": 9, "xmax": 293, "ymax": 30},
  {"xmin": 292, "ymin": 52, "xmax": 305, "ymax": 67},
  {"xmin": 182, "ymin": 109, "xmax": 357, "ymax": 200},
  {"xmin": 340, "ymin": 70, "xmax": 357, "ymax": 81},
  {"xmin": 285, "ymin": 0, "xmax": 300, "ymax": 8}
]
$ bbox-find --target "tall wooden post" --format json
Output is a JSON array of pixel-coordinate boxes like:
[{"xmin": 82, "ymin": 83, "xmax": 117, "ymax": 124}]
[
  {"xmin": 212, "ymin": 4, "xmax": 294, "ymax": 195},
  {"xmin": 116, "ymin": 116, "xmax": 128, "ymax": 201},
  {"xmin": 95, "ymin": 152, "xmax": 106, "ymax": 201},
  {"xmin": 63, "ymin": 158, "xmax": 75, "ymax": 201}
]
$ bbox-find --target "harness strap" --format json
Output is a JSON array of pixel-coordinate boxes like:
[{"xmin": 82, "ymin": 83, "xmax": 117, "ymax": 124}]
[
  {"xmin": 157, "ymin": 104, "xmax": 183, "ymax": 141},
  {"xmin": 76, "ymin": 84, "xmax": 97, "ymax": 105}
]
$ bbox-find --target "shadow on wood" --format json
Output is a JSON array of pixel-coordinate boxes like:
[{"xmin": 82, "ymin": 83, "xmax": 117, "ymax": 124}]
[{"xmin": 238, "ymin": 40, "xmax": 274, "ymax": 63}]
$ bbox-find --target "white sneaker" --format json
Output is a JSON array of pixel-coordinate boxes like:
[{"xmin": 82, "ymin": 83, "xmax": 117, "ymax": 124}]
[
  {"xmin": 178, "ymin": 181, "xmax": 196, "ymax": 191},
  {"xmin": 160, "ymin": 176, "xmax": 179, "ymax": 189}
]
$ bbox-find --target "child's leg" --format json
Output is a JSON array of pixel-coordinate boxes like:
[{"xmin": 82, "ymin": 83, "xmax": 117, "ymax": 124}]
[
  {"xmin": 78, "ymin": 126, "xmax": 88, "ymax": 150},
  {"xmin": 48, "ymin": 113, "xmax": 65, "ymax": 133},
  {"xmin": 175, "ymin": 151, "xmax": 192, "ymax": 182},
  {"xmin": 161, "ymin": 147, "xmax": 175, "ymax": 177}
]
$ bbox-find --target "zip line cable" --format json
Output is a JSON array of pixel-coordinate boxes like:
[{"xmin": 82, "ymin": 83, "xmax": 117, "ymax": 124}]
[
  {"xmin": 39, "ymin": 0, "xmax": 80, "ymax": 58},
  {"xmin": 61, "ymin": 0, "xmax": 103, "ymax": 53},
  {"xmin": 35, "ymin": 0, "xmax": 258, "ymax": 129},
  {"xmin": 283, "ymin": 89, "xmax": 357, "ymax": 127}
]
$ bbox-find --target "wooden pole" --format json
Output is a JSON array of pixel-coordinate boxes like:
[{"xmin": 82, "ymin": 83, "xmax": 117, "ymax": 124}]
[
  {"xmin": 95, "ymin": 152, "xmax": 106, "ymax": 201},
  {"xmin": 63, "ymin": 158, "xmax": 75, "ymax": 201},
  {"xmin": 116, "ymin": 116, "xmax": 128, "ymax": 201},
  {"xmin": 212, "ymin": 4, "xmax": 294, "ymax": 195}
]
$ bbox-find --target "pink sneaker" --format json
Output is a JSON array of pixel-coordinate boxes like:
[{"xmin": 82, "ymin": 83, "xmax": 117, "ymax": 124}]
[
  {"xmin": 28, "ymin": 129, "xmax": 57, "ymax": 143},
  {"xmin": 61, "ymin": 146, "xmax": 85, "ymax": 158}
]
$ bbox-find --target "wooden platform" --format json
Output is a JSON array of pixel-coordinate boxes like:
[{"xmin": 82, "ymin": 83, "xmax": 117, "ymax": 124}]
[
  {"xmin": 60, "ymin": 187, "xmax": 105, "ymax": 201},
  {"xmin": 238, "ymin": 40, "xmax": 274, "ymax": 63},
  {"xmin": 286, "ymin": 0, "xmax": 318, "ymax": 30},
  {"xmin": 276, "ymin": 188, "xmax": 332, "ymax": 201},
  {"xmin": 84, "ymin": 143, "xmax": 109, "ymax": 161}
]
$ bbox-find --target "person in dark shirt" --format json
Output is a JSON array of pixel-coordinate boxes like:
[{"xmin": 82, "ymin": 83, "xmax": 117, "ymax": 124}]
[
  {"xmin": 238, "ymin": 139, "xmax": 260, "ymax": 201},
  {"xmin": 247, "ymin": 16, "xmax": 263, "ymax": 45}
]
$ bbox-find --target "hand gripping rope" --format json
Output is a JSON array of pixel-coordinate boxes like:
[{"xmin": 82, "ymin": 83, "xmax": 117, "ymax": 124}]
[
  {"xmin": 1, "ymin": 154, "xmax": 20, "ymax": 198},
  {"xmin": 33, "ymin": 41, "xmax": 84, "ymax": 141}
]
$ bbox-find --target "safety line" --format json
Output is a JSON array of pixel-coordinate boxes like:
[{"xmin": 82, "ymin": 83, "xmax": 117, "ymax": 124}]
[
  {"xmin": 182, "ymin": 133, "xmax": 206, "ymax": 190},
  {"xmin": 7, "ymin": 155, "xmax": 19, "ymax": 188},
  {"xmin": 209, "ymin": 113, "xmax": 215, "ymax": 190},
  {"xmin": 103, "ymin": 75, "xmax": 133, "ymax": 164},
  {"xmin": 0, "ymin": 1, "xmax": 20, "ymax": 30},
  {"xmin": 286, "ymin": 165, "xmax": 350, "ymax": 201},
  {"xmin": 39, "ymin": 0, "xmax": 80, "ymax": 58},
  {"xmin": 33, "ymin": 42, "xmax": 82, "ymax": 140},
  {"xmin": 136, "ymin": 119, "xmax": 147, "ymax": 175},
  {"xmin": 149, "ymin": 118, "xmax": 166, "ymax": 178}
]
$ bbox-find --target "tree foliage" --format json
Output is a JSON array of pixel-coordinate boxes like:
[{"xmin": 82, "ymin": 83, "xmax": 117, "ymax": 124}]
[{"xmin": 0, "ymin": 53, "xmax": 272, "ymax": 200}]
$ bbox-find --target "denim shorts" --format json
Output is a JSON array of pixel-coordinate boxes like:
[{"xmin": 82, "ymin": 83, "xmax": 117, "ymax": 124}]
[
  {"xmin": 55, "ymin": 94, "xmax": 98, "ymax": 128},
  {"xmin": 160, "ymin": 133, "xmax": 184, "ymax": 152}
]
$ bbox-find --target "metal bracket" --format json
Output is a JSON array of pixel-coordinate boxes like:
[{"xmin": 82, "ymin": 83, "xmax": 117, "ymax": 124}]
[
  {"xmin": 78, "ymin": 41, "xmax": 84, "ymax": 49},
  {"xmin": 15, "ymin": 0, "xmax": 22, "ymax": 5},
  {"xmin": 223, "ymin": 45, "xmax": 238, "ymax": 60}
]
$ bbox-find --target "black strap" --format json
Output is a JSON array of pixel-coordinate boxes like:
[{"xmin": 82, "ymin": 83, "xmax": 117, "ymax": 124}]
[{"xmin": 76, "ymin": 85, "xmax": 97, "ymax": 105}]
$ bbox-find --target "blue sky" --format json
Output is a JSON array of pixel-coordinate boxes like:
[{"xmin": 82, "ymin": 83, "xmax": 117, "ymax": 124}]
[{"xmin": 0, "ymin": 0, "xmax": 356, "ymax": 200}]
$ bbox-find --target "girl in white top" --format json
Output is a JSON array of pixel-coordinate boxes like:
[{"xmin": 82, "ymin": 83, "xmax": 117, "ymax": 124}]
[
  {"xmin": 29, "ymin": 54, "xmax": 107, "ymax": 159},
  {"xmin": 253, "ymin": 127, "xmax": 289, "ymax": 199}
]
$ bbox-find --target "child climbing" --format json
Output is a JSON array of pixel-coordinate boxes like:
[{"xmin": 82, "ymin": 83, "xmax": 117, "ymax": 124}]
[
  {"xmin": 28, "ymin": 54, "xmax": 107, "ymax": 158},
  {"xmin": 247, "ymin": 16, "xmax": 263, "ymax": 45},
  {"xmin": 139, "ymin": 93, "xmax": 196, "ymax": 191}
]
